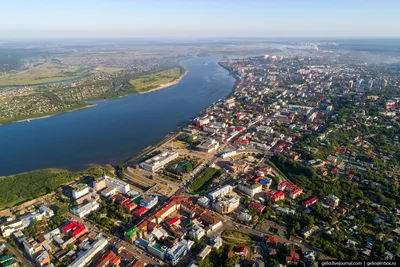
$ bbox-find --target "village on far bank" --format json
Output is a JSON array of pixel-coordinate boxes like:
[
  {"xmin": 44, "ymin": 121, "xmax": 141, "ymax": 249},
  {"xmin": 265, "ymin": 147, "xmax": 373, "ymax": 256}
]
[{"xmin": 1, "ymin": 53, "xmax": 400, "ymax": 267}]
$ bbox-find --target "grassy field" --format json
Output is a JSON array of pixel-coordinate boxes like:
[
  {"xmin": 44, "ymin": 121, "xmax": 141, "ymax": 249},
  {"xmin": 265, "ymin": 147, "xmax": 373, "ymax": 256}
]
[
  {"xmin": 222, "ymin": 230, "xmax": 255, "ymax": 246},
  {"xmin": 129, "ymin": 67, "xmax": 184, "ymax": 93},
  {"xmin": 0, "ymin": 59, "xmax": 92, "ymax": 86}
]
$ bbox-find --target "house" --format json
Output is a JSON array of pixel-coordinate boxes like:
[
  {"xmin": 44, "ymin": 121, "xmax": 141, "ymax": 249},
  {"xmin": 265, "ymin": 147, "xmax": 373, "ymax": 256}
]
[
  {"xmin": 234, "ymin": 246, "xmax": 249, "ymax": 257},
  {"xmin": 326, "ymin": 194, "xmax": 339, "ymax": 208},
  {"xmin": 266, "ymin": 191, "xmax": 284, "ymax": 202},
  {"xmin": 265, "ymin": 235, "xmax": 279, "ymax": 247},
  {"xmin": 303, "ymin": 196, "xmax": 318, "ymax": 208},
  {"xmin": 289, "ymin": 188, "xmax": 303, "ymax": 199},
  {"xmin": 286, "ymin": 250, "xmax": 300, "ymax": 264},
  {"xmin": 248, "ymin": 202, "xmax": 265, "ymax": 213}
]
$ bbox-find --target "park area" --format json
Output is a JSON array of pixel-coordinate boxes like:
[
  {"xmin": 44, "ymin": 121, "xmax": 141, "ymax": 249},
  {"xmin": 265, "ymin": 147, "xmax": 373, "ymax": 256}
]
[{"xmin": 222, "ymin": 230, "xmax": 255, "ymax": 246}]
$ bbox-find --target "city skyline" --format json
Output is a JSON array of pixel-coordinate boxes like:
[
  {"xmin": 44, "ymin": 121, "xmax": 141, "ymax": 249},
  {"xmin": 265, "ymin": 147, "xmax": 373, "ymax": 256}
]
[{"xmin": 1, "ymin": 0, "xmax": 400, "ymax": 38}]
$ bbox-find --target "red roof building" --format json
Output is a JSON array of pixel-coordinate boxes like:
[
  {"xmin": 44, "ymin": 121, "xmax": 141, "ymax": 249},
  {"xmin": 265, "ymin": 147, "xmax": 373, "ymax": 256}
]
[
  {"xmin": 286, "ymin": 250, "xmax": 300, "ymax": 264},
  {"xmin": 248, "ymin": 202, "xmax": 265, "ymax": 213},
  {"xmin": 133, "ymin": 206, "xmax": 148, "ymax": 217},
  {"xmin": 266, "ymin": 191, "xmax": 285, "ymax": 202},
  {"xmin": 303, "ymin": 196, "xmax": 318, "ymax": 208},
  {"xmin": 234, "ymin": 138, "xmax": 250, "ymax": 145},
  {"xmin": 265, "ymin": 235, "xmax": 279, "ymax": 247},
  {"xmin": 289, "ymin": 188, "xmax": 303, "ymax": 199},
  {"xmin": 277, "ymin": 181, "xmax": 289, "ymax": 191},
  {"xmin": 122, "ymin": 199, "xmax": 137, "ymax": 212},
  {"xmin": 166, "ymin": 217, "xmax": 181, "ymax": 226},
  {"xmin": 62, "ymin": 221, "xmax": 87, "ymax": 238},
  {"xmin": 95, "ymin": 251, "xmax": 121, "ymax": 267}
]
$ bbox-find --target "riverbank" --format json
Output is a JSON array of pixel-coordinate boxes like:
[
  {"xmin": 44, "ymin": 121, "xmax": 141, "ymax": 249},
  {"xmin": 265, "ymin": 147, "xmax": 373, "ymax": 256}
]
[
  {"xmin": 0, "ymin": 104, "xmax": 96, "ymax": 126},
  {"xmin": 0, "ymin": 67, "xmax": 187, "ymax": 126},
  {"xmin": 137, "ymin": 70, "xmax": 189, "ymax": 94}
]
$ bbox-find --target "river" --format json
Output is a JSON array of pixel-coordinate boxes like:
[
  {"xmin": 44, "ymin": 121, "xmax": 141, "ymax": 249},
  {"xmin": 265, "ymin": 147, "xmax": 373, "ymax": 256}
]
[{"xmin": 0, "ymin": 57, "xmax": 234, "ymax": 175}]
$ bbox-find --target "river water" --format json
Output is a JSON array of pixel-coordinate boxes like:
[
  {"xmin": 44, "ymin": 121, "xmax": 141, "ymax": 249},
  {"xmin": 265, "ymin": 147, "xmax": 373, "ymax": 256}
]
[{"xmin": 0, "ymin": 57, "xmax": 234, "ymax": 175}]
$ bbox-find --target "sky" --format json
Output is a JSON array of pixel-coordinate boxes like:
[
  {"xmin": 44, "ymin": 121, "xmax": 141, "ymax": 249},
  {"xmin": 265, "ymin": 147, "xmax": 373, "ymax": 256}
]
[{"xmin": 0, "ymin": 0, "xmax": 399, "ymax": 39}]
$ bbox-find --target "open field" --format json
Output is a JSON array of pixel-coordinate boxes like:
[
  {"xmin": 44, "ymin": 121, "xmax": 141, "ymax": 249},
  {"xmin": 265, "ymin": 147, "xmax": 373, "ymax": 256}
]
[
  {"xmin": 129, "ymin": 67, "xmax": 184, "ymax": 93},
  {"xmin": 0, "ymin": 59, "xmax": 93, "ymax": 86}
]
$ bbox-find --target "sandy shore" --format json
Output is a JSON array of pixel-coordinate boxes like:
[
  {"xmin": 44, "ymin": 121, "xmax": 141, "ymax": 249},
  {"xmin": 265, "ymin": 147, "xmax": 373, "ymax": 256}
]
[{"xmin": 138, "ymin": 70, "xmax": 189, "ymax": 94}]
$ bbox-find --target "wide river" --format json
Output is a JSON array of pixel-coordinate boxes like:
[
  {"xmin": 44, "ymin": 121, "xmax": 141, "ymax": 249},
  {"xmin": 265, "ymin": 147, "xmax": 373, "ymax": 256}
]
[{"xmin": 0, "ymin": 57, "xmax": 234, "ymax": 175}]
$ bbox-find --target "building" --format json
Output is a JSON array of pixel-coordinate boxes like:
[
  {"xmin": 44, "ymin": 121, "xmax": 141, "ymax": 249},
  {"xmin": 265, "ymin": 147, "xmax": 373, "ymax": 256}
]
[
  {"xmin": 197, "ymin": 245, "xmax": 212, "ymax": 261},
  {"xmin": 207, "ymin": 185, "xmax": 233, "ymax": 201},
  {"xmin": 35, "ymin": 250, "xmax": 50, "ymax": 266},
  {"xmin": 0, "ymin": 256, "xmax": 18, "ymax": 267},
  {"xmin": 188, "ymin": 224, "xmax": 205, "ymax": 240},
  {"xmin": 166, "ymin": 241, "xmax": 188, "ymax": 266},
  {"xmin": 203, "ymin": 122, "xmax": 225, "ymax": 133},
  {"xmin": 68, "ymin": 237, "xmax": 108, "ymax": 267},
  {"xmin": 38, "ymin": 206, "xmax": 54, "ymax": 218},
  {"xmin": 210, "ymin": 235, "xmax": 222, "ymax": 249},
  {"xmin": 139, "ymin": 195, "xmax": 158, "ymax": 210},
  {"xmin": 1, "ymin": 220, "xmax": 24, "ymax": 237},
  {"xmin": 237, "ymin": 211, "xmax": 252, "ymax": 223},
  {"xmin": 72, "ymin": 184, "xmax": 90, "ymax": 199},
  {"xmin": 303, "ymin": 196, "xmax": 318, "ymax": 208},
  {"xmin": 105, "ymin": 176, "xmax": 130, "ymax": 194},
  {"xmin": 23, "ymin": 238, "xmax": 43, "ymax": 257},
  {"xmin": 289, "ymin": 188, "xmax": 303, "ymax": 199},
  {"xmin": 133, "ymin": 207, "xmax": 148, "ymax": 217},
  {"xmin": 266, "ymin": 191, "xmax": 284, "ymax": 203},
  {"xmin": 71, "ymin": 200, "xmax": 99, "ymax": 218},
  {"xmin": 227, "ymin": 161, "xmax": 249, "ymax": 173},
  {"xmin": 238, "ymin": 183, "xmax": 262, "ymax": 197},
  {"xmin": 147, "ymin": 243, "xmax": 167, "ymax": 260},
  {"xmin": 93, "ymin": 177, "xmax": 107, "ymax": 191},
  {"xmin": 12, "ymin": 230, "xmax": 26, "ymax": 244},
  {"xmin": 143, "ymin": 196, "xmax": 222, "ymax": 233},
  {"xmin": 124, "ymin": 227, "xmax": 143, "ymax": 243},
  {"xmin": 95, "ymin": 251, "xmax": 121, "ymax": 267},
  {"xmin": 166, "ymin": 217, "xmax": 181, "ymax": 227},
  {"xmin": 140, "ymin": 151, "xmax": 179, "ymax": 172},
  {"xmin": 248, "ymin": 202, "xmax": 265, "ymax": 213},
  {"xmin": 326, "ymin": 194, "xmax": 340, "ymax": 207},
  {"xmin": 197, "ymin": 196, "xmax": 210, "ymax": 208},
  {"xmin": 196, "ymin": 138, "xmax": 220, "ymax": 153},
  {"xmin": 213, "ymin": 196, "xmax": 240, "ymax": 214},
  {"xmin": 62, "ymin": 221, "xmax": 87, "ymax": 238},
  {"xmin": 234, "ymin": 246, "xmax": 249, "ymax": 257}
]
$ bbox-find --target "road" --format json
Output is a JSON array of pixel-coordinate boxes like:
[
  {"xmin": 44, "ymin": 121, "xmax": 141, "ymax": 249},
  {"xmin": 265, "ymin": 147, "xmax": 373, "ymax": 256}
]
[{"xmin": 0, "ymin": 239, "xmax": 34, "ymax": 267}]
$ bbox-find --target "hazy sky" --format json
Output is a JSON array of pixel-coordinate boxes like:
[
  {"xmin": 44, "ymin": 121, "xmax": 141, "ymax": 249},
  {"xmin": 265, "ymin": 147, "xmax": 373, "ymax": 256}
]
[{"xmin": 1, "ymin": 0, "xmax": 399, "ymax": 38}]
